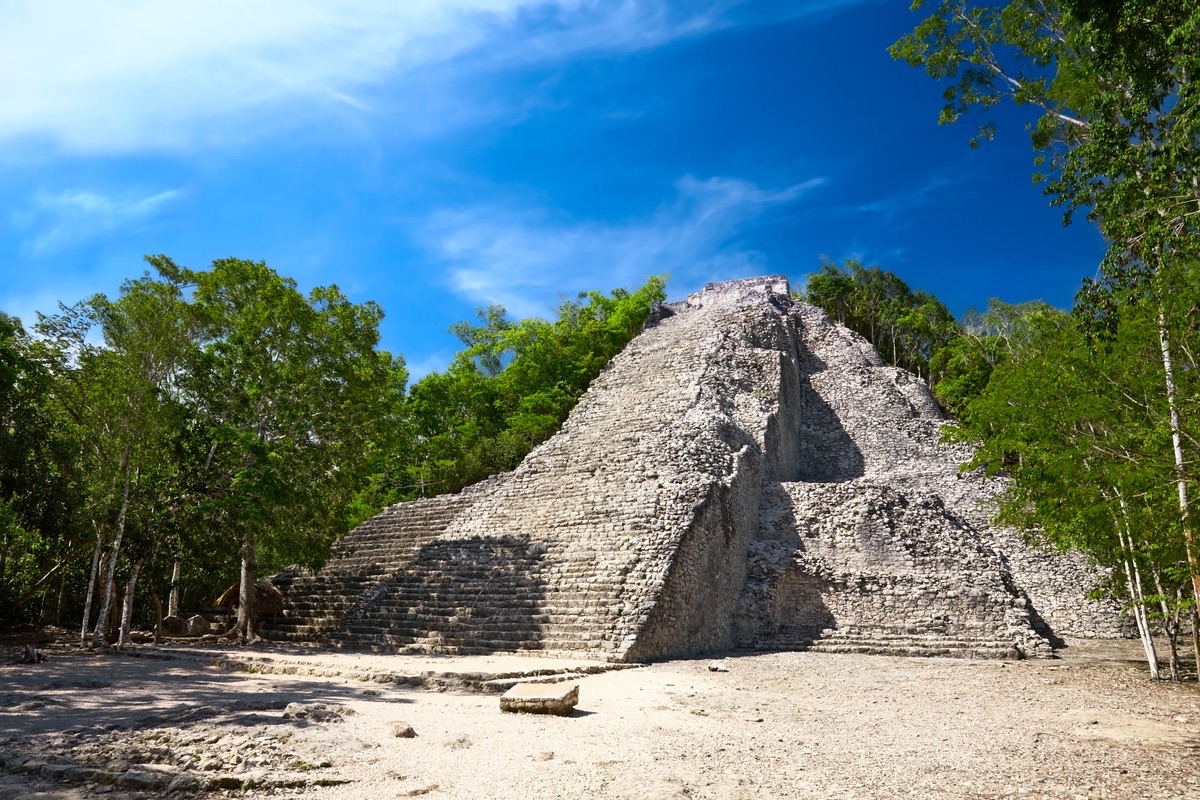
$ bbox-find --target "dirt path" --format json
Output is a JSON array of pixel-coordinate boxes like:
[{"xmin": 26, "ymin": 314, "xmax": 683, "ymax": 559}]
[{"xmin": 1, "ymin": 640, "xmax": 1197, "ymax": 799}]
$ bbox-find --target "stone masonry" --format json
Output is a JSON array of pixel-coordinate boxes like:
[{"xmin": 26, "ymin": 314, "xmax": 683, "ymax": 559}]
[{"xmin": 263, "ymin": 276, "xmax": 1126, "ymax": 661}]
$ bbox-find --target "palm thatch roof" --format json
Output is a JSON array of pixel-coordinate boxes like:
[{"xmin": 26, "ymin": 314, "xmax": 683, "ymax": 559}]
[{"xmin": 214, "ymin": 579, "xmax": 285, "ymax": 617}]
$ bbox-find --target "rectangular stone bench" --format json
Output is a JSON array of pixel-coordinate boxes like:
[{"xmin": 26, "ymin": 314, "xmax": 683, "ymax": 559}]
[{"xmin": 499, "ymin": 682, "xmax": 579, "ymax": 715}]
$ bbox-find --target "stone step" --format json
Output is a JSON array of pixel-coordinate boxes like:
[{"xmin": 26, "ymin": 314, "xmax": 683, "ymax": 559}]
[
  {"xmin": 752, "ymin": 630, "xmax": 1020, "ymax": 660},
  {"xmin": 802, "ymin": 641, "xmax": 1018, "ymax": 659}
]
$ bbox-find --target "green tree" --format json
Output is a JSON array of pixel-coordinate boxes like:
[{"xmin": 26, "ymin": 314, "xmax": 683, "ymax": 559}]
[
  {"xmin": 35, "ymin": 271, "xmax": 197, "ymax": 646},
  {"xmin": 396, "ymin": 277, "xmax": 667, "ymax": 501},
  {"xmin": 929, "ymin": 298, "xmax": 1059, "ymax": 418},
  {"xmin": 0, "ymin": 312, "xmax": 85, "ymax": 623},
  {"xmin": 166, "ymin": 257, "xmax": 404, "ymax": 641},
  {"xmin": 894, "ymin": 0, "xmax": 1200, "ymax": 655},
  {"xmin": 804, "ymin": 259, "xmax": 957, "ymax": 383},
  {"xmin": 951, "ymin": 295, "xmax": 1196, "ymax": 678}
]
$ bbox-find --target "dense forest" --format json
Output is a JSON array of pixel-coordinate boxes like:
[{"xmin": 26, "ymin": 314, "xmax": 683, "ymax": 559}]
[{"xmin": 0, "ymin": 257, "xmax": 664, "ymax": 643}]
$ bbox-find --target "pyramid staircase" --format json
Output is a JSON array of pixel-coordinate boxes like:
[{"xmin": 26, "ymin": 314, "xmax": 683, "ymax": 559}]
[{"xmin": 260, "ymin": 277, "xmax": 1124, "ymax": 661}]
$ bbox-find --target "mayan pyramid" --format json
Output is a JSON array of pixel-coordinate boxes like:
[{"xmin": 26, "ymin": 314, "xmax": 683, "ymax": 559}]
[{"xmin": 264, "ymin": 276, "xmax": 1125, "ymax": 661}]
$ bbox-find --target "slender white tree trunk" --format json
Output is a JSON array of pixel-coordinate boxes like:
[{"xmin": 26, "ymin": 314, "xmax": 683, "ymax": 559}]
[
  {"xmin": 1117, "ymin": 500, "xmax": 1159, "ymax": 679},
  {"xmin": 167, "ymin": 558, "xmax": 181, "ymax": 618},
  {"xmin": 117, "ymin": 559, "xmax": 141, "ymax": 649},
  {"xmin": 80, "ymin": 526, "xmax": 104, "ymax": 644},
  {"xmin": 1150, "ymin": 569, "xmax": 1181, "ymax": 681},
  {"xmin": 1156, "ymin": 312, "xmax": 1200, "ymax": 611}
]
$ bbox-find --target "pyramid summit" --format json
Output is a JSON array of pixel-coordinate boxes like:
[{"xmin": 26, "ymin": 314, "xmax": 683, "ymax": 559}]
[{"xmin": 265, "ymin": 276, "xmax": 1126, "ymax": 660}]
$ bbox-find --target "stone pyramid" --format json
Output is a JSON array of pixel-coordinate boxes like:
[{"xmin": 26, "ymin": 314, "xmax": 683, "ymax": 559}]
[{"xmin": 264, "ymin": 276, "xmax": 1126, "ymax": 661}]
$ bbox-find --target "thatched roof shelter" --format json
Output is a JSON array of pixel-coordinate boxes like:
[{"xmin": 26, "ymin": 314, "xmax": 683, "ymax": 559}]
[{"xmin": 214, "ymin": 579, "xmax": 285, "ymax": 617}]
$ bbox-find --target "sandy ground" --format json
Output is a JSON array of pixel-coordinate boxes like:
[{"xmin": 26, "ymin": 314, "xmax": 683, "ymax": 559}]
[{"xmin": 1, "ymin": 639, "xmax": 1198, "ymax": 800}]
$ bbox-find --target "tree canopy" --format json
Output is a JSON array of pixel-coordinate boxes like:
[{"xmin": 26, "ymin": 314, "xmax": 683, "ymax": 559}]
[
  {"xmin": 0, "ymin": 259, "xmax": 665, "ymax": 646},
  {"xmin": 802, "ymin": 259, "xmax": 957, "ymax": 384},
  {"xmin": 894, "ymin": 0, "xmax": 1200, "ymax": 675}
]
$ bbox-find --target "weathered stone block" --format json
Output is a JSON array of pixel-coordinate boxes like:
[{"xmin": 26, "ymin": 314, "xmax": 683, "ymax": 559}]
[{"xmin": 500, "ymin": 682, "xmax": 579, "ymax": 715}]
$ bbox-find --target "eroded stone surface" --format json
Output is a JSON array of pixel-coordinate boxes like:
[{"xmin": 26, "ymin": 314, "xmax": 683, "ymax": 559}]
[
  {"xmin": 263, "ymin": 276, "xmax": 1126, "ymax": 661},
  {"xmin": 500, "ymin": 683, "xmax": 580, "ymax": 715}
]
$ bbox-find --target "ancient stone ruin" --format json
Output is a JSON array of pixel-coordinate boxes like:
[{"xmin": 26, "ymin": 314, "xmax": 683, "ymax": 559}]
[{"xmin": 264, "ymin": 276, "xmax": 1126, "ymax": 661}]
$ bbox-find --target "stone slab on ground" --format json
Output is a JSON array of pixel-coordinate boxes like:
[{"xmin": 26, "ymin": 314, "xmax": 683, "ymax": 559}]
[{"xmin": 499, "ymin": 682, "xmax": 579, "ymax": 715}]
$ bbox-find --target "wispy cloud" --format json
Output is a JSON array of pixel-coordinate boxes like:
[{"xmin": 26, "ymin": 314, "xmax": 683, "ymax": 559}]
[
  {"xmin": 415, "ymin": 174, "xmax": 822, "ymax": 316},
  {"xmin": 15, "ymin": 187, "xmax": 182, "ymax": 256},
  {"xmin": 0, "ymin": 1, "xmax": 883, "ymax": 155},
  {"xmin": 0, "ymin": 1, "xmax": 735, "ymax": 154},
  {"xmin": 855, "ymin": 173, "xmax": 959, "ymax": 222}
]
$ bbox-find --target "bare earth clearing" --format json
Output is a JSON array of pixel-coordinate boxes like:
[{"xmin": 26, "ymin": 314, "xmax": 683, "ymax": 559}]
[{"xmin": 1, "ymin": 640, "xmax": 1197, "ymax": 799}]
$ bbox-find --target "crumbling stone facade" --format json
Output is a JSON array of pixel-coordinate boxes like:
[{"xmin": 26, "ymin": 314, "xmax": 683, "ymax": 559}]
[{"xmin": 265, "ymin": 276, "xmax": 1126, "ymax": 661}]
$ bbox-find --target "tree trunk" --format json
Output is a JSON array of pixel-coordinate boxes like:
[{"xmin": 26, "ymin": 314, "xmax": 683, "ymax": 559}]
[
  {"xmin": 14, "ymin": 540, "xmax": 89, "ymax": 606},
  {"xmin": 151, "ymin": 588, "xmax": 163, "ymax": 645},
  {"xmin": 81, "ymin": 533, "xmax": 104, "ymax": 645},
  {"xmin": 1156, "ymin": 312, "xmax": 1200, "ymax": 615},
  {"xmin": 92, "ymin": 452, "xmax": 132, "ymax": 648},
  {"xmin": 1151, "ymin": 568, "xmax": 1181, "ymax": 681},
  {"xmin": 0, "ymin": 527, "xmax": 9, "ymax": 588},
  {"xmin": 117, "ymin": 559, "xmax": 141, "ymax": 649},
  {"xmin": 1192, "ymin": 608, "xmax": 1200, "ymax": 679},
  {"xmin": 167, "ymin": 558, "xmax": 181, "ymax": 619},
  {"xmin": 107, "ymin": 585, "xmax": 122, "ymax": 640},
  {"xmin": 1116, "ymin": 502, "xmax": 1159, "ymax": 679},
  {"xmin": 54, "ymin": 562, "xmax": 67, "ymax": 626},
  {"xmin": 237, "ymin": 528, "xmax": 256, "ymax": 643}
]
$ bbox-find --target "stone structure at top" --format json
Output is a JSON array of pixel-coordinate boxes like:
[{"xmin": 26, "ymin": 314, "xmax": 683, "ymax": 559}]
[{"xmin": 265, "ymin": 276, "xmax": 1125, "ymax": 660}]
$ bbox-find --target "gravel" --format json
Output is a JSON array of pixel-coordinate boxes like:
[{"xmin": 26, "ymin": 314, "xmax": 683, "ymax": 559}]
[{"xmin": 0, "ymin": 639, "xmax": 1196, "ymax": 799}]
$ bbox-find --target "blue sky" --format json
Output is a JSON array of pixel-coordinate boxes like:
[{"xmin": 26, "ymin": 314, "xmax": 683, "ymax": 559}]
[{"xmin": 0, "ymin": 0, "xmax": 1107, "ymax": 377}]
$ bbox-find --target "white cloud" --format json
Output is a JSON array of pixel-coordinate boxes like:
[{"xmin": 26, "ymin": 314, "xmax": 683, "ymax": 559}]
[
  {"xmin": 416, "ymin": 174, "xmax": 822, "ymax": 316},
  {"xmin": 0, "ymin": 1, "xmax": 739, "ymax": 154},
  {"xmin": 16, "ymin": 187, "xmax": 182, "ymax": 255},
  {"xmin": 1, "ymin": 1, "xmax": 884, "ymax": 155}
]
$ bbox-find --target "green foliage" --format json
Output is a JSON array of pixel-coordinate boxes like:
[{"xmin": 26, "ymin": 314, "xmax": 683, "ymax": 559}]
[
  {"xmin": 803, "ymin": 259, "xmax": 957, "ymax": 383},
  {"xmin": 930, "ymin": 298, "xmax": 1060, "ymax": 419},
  {"xmin": 387, "ymin": 276, "xmax": 667, "ymax": 502},
  {"xmin": 949, "ymin": 288, "xmax": 1196, "ymax": 635},
  {"xmin": 1, "ymin": 258, "xmax": 411, "ymax": 633},
  {"xmin": 173, "ymin": 257, "xmax": 407, "ymax": 576},
  {"xmin": 0, "ymin": 312, "xmax": 87, "ymax": 622}
]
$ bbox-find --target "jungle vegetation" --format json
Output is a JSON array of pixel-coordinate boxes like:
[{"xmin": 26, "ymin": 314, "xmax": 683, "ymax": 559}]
[
  {"xmin": 889, "ymin": 0, "xmax": 1200, "ymax": 678},
  {"xmin": 0, "ymin": 259, "xmax": 664, "ymax": 643}
]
